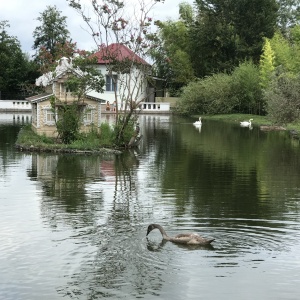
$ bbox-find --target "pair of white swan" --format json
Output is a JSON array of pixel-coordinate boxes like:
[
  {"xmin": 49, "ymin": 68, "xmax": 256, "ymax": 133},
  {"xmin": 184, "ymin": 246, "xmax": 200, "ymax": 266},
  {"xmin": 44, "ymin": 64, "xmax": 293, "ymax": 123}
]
[
  {"xmin": 146, "ymin": 224, "xmax": 214, "ymax": 245},
  {"xmin": 193, "ymin": 117, "xmax": 253, "ymax": 128},
  {"xmin": 240, "ymin": 119, "xmax": 253, "ymax": 127}
]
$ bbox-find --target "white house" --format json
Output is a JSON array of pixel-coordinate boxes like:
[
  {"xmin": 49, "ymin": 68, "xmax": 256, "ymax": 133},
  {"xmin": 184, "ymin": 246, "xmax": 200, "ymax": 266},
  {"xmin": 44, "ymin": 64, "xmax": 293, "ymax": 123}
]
[
  {"xmin": 88, "ymin": 43, "xmax": 167, "ymax": 111},
  {"xmin": 26, "ymin": 44, "xmax": 171, "ymax": 137}
]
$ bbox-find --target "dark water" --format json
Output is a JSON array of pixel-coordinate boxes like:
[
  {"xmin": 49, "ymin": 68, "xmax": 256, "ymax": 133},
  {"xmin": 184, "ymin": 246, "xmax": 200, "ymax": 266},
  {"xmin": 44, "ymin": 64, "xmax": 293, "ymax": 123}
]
[{"xmin": 1, "ymin": 114, "xmax": 300, "ymax": 300}]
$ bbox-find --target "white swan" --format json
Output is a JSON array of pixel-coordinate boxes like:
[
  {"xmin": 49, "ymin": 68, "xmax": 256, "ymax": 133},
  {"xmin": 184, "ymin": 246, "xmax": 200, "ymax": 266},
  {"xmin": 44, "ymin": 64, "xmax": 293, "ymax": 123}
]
[
  {"xmin": 240, "ymin": 119, "xmax": 253, "ymax": 127},
  {"xmin": 193, "ymin": 117, "xmax": 202, "ymax": 126}
]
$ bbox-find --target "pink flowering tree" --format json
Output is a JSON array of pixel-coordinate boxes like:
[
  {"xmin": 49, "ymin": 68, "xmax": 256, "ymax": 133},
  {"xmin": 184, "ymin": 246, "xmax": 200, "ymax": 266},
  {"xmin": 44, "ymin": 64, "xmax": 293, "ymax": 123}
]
[{"xmin": 68, "ymin": 0, "xmax": 164, "ymax": 147}]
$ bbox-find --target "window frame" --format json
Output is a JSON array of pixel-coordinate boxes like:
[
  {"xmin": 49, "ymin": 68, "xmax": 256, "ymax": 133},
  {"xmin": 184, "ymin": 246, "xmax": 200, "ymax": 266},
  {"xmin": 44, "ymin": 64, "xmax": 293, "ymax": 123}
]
[
  {"xmin": 45, "ymin": 109, "xmax": 56, "ymax": 125},
  {"xmin": 83, "ymin": 108, "xmax": 93, "ymax": 124},
  {"xmin": 106, "ymin": 75, "xmax": 118, "ymax": 92}
]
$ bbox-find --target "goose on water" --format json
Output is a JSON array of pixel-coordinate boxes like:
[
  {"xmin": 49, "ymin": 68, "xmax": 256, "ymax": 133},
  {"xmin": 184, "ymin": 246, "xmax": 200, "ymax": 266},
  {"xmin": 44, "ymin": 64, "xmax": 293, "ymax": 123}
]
[
  {"xmin": 240, "ymin": 118, "xmax": 253, "ymax": 127},
  {"xmin": 146, "ymin": 224, "xmax": 214, "ymax": 245},
  {"xmin": 193, "ymin": 117, "xmax": 202, "ymax": 126}
]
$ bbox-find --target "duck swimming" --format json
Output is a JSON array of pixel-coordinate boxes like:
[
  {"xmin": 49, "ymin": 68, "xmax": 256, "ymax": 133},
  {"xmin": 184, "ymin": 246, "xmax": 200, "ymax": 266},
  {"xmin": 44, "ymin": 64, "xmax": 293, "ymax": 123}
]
[
  {"xmin": 146, "ymin": 224, "xmax": 215, "ymax": 245},
  {"xmin": 240, "ymin": 119, "xmax": 253, "ymax": 127}
]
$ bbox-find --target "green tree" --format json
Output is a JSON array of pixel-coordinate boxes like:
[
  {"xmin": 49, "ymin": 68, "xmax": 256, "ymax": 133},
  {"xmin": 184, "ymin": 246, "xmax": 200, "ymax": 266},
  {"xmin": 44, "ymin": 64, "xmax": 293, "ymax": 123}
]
[
  {"xmin": 231, "ymin": 61, "xmax": 263, "ymax": 114},
  {"xmin": 190, "ymin": 0, "xmax": 278, "ymax": 76},
  {"xmin": 232, "ymin": 0, "xmax": 278, "ymax": 61},
  {"xmin": 269, "ymin": 31, "xmax": 292, "ymax": 71},
  {"xmin": 265, "ymin": 73, "xmax": 300, "ymax": 124},
  {"xmin": 190, "ymin": 0, "xmax": 238, "ymax": 76},
  {"xmin": 152, "ymin": 17, "xmax": 194, "ymax": 95},
  {"xmin": 268, "ymin": 29, "xmax": 300, "ymax": 74},
  {"xmin": 68, "ymin": 0, "xmax": 163, "ymax": 146},
  {"xmin": 0, "ymin": 20, "xmax": 39, "ymax": 99},
  {"xmin": 33, "ymin": 6, "xmax": 71, "ymax": 60},
  {"xmin": 276, "ymin": 0, "xmax": 300, "ymax": 36},
  {"xmin": 259, "ymin": 38, "xmax": 275, "ymax": 89},
  {"xmin": 37, "ymin": 40, "xmax": 78, "ymax": 74}
]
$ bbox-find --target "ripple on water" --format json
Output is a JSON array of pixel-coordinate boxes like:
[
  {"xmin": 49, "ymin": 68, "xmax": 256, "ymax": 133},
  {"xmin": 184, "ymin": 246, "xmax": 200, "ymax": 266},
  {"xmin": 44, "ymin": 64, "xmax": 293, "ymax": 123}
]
[{"xmin": 141, "ymin": 217, "xmax": 300, "ymax": 278}]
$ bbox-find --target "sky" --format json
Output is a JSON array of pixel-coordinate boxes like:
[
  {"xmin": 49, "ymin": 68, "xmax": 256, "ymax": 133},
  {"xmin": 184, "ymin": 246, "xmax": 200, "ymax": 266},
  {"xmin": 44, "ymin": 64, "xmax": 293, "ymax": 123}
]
[{"xmin": 0, "ymin": 0, "xmax": 194, "ymax": 56}]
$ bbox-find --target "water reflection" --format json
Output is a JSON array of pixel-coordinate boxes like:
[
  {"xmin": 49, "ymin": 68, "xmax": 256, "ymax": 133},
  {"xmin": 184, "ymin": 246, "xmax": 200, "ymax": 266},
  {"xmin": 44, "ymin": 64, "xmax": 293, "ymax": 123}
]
[
  {"xmin": 0, "ymin": 112, "xmax": 31, "ymax": 124},
  {"xmin": 193, "ymin": 123, "xmax": 202, "ymax": 132},
  {"xmin": 1, "ymin": 115, "xmax": 300, "ymax": 299}
]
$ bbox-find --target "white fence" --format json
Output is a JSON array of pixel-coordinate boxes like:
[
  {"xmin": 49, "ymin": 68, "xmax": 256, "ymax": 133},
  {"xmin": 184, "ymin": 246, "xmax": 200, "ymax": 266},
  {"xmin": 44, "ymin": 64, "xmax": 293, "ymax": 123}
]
[
  {"xmin": 139, "ymin": 102, "xmax": 170, "ymax": 112},
  {"xmin": 102, "ymin": 101, "xmax": 171, "ymax": 114},
  {"xmin": 0, "ymin": 100, "xmax": 32, "ymax": 111},
  {"xmin": 0, "ymin": 100, "xmax": 170, "ymax": 113}
]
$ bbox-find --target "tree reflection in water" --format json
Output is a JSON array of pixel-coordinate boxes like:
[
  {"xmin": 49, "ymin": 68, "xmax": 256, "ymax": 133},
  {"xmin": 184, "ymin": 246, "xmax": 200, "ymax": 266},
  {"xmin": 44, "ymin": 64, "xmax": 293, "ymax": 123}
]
[{"xmin": 27, "ymin": 148, "xmax": 166, "ymax": 298}]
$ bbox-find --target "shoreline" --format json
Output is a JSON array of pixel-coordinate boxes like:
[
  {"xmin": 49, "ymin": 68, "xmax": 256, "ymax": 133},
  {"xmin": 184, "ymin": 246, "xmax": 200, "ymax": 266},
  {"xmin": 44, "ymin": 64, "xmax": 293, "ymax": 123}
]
[{"xmin": 15, "ymin": 143, "xmax": 122, "ymax": 155}]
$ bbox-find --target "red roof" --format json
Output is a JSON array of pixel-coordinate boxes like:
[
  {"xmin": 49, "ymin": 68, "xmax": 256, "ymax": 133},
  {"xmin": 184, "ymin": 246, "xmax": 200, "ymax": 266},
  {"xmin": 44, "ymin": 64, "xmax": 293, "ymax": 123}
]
[{"xmin": 93, "ymin": 43, "xmax": 150, "ymax": 66}]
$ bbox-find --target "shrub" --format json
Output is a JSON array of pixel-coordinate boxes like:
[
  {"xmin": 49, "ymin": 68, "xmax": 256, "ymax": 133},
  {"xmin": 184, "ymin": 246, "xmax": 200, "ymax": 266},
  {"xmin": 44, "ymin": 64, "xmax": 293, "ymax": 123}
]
[
  {"xmin": 16, "ymin": 125, "xmax": 54, "ymax": 146},
  {"xmin": 176, "ymin": 73, "xmax": 235, "ymax": 115},
  {"xmin": 265, "ymin": 74, "xmax": 300, "ymax": 124},
  {"xmin": 231, "ymin": 61, "xmax": 264, "ymax": 115},
  {"xmin": 99, "ymin": 122, "xmax": 115, "ymax": 146},
  {"xmin": 55, "ymin": 103, "xmax": 81, "ymax": 144},
  {"xmin": 113, "ymin": 117, "xmax": 135, "ymax": 146},
  {"xmin": 176, "ymin": 61, "xmax": 263, "ymax": 116}
]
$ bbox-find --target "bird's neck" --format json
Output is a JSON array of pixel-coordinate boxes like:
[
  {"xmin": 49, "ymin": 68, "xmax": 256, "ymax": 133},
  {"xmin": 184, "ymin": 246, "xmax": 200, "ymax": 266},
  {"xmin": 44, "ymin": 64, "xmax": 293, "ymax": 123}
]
[{"xmin": 155, "ymin": 224, "xmax": 171, "ymax": 240}]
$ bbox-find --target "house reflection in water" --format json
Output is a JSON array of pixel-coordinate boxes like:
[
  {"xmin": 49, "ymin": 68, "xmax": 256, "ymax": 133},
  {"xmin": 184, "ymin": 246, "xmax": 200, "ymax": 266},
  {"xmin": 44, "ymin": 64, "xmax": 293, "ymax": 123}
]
[
  {"xmin": 100, "ymin": 160, "xmax": 116, "ymax": 181},
  {"xmin": 28, "ymin": 153, "xmax": 115, "ymax": 220}
]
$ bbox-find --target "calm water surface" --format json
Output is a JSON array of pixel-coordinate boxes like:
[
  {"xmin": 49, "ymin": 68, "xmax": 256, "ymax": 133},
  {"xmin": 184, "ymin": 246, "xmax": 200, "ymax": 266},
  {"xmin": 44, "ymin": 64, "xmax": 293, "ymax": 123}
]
[{"xmin": 1, "ymin": 114, "xmax": 300, "ymax": 300}]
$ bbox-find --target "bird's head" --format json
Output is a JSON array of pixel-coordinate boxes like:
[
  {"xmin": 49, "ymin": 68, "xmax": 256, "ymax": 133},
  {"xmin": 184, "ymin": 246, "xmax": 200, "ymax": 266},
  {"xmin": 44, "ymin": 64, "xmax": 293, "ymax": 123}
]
[{"xmin": 146, "ymin": 224, "xmax": 156, "ymax": 236}]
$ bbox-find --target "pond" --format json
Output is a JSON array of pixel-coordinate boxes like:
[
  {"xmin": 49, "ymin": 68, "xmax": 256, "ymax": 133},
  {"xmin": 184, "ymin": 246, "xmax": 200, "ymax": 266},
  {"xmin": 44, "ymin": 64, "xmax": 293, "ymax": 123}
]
[{"xmin": 1, "ymin": 114, "xmax": 300, "ymax": 300}]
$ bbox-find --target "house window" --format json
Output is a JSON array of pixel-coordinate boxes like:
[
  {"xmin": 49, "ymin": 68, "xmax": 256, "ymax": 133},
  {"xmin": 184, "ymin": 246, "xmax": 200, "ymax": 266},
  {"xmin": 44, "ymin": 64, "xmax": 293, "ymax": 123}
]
[
  {"xmin": 106, "ymin": 75, "xmax": 118, "ymax": 91},
  {"xmin": 46, "ymin": 109, "xmax": 55, "ymax": 125},
  {"xmin": 84, "ymin": 109, "xmax": 93, "ymax": 124}
]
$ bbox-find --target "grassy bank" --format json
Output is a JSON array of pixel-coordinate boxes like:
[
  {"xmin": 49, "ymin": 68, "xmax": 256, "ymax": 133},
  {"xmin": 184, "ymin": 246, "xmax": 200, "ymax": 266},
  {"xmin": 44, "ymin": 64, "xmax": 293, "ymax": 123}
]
[{"xmin": 15, "ymin": 124, "xmax": 121, "ymax": 154}]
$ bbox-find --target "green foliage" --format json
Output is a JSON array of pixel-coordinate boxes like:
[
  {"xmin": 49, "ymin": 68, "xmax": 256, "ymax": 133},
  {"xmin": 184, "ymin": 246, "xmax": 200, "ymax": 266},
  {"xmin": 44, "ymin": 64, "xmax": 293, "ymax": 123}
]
[
  {"xmin": 265, "ymin": 73, "xmax": 300, "ymax": 124},
  {"xmin": 259, "ymin": 39, "xmax": 275, "ymax": 89},
  {"xmin": 16, "ymin": 123, "xmax": 116, "ymax": 150},
  {"xmin": 151, "ymin": 18, "xmax": 194, "ymax": 94},
  {"xmin": 33, "ymin": 6, "xmax": 76, "ymax": 73},
  {"xmin": 113, "ymin": 116, "xmax": 135, "ymax": 146},
  {"xmin": 66, "ymin": 123, "xmax": 115, "ymax": 149},
  {"xmin": 65, "ymin": 55, "xmax": 105, "ymax": 100},
  {"xmin": 258, "ymin": 25, "xmax": 300, "ymax": 123},
  {"xmin": 277, "ymin": 0, "xmax": 300, "ymax": 35},
  {"xmin": 179, "ymin": 2, "xmax": 194, "ymax": 24},
  {"xmin": 55, "ymin": 102, "xmax": 81, "ymax": 144},
  {"xmin": 0, "ymin": 20, "xmax": 40, "ymax": 99},
  {"xmin": 176, "ymin": 61, "xmax": 263, "ymax": 115},
  {"xmin": 176, "ymin": 73, "xmax": 234, "ymax": 115},
  {"xmin": 68, "ymin": 0, "xmax": 160, "ymax": 146},
  {"xmin": 46, "ymin": 55, "xmax": 105, "ymax": 145},
  {"xmin": 99, "ymin": 122, "xmax": 115, "ymax": 146},
  {"xmin": 269, "ymin": 31, "xmax": 294, "ymax": 72},
  {"xmin": 269, "ymin": 29, "xmax": 300, "ymax": 74},
  {"xmin": 231, "ymin": 61, "xmax": 264, "ymax": 114},
  {"xmin": 16, "ymin": 124, "xmax": 53, "ymax": 146},
  {"xmin": 33, "ymin": 6, "xmax": 70, "ymax": 56},
  {"xmin": 189, "ymin": 0, "xmax": 278, "ymax": 77}
]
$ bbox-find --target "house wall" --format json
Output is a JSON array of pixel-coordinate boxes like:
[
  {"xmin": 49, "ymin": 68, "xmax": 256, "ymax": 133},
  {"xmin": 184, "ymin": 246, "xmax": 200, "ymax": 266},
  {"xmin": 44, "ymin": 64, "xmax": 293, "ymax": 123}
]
[
  {"xmin": 156, "ymin": 97, "xmax": 179, "ymax": 108},
  {"xmin": 32, "ymin": 98, "xmax": 102, "ymax": 138},
  {"xmin": 91, "ymin": 64, "xmax": 147, "ymax": 105}
]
